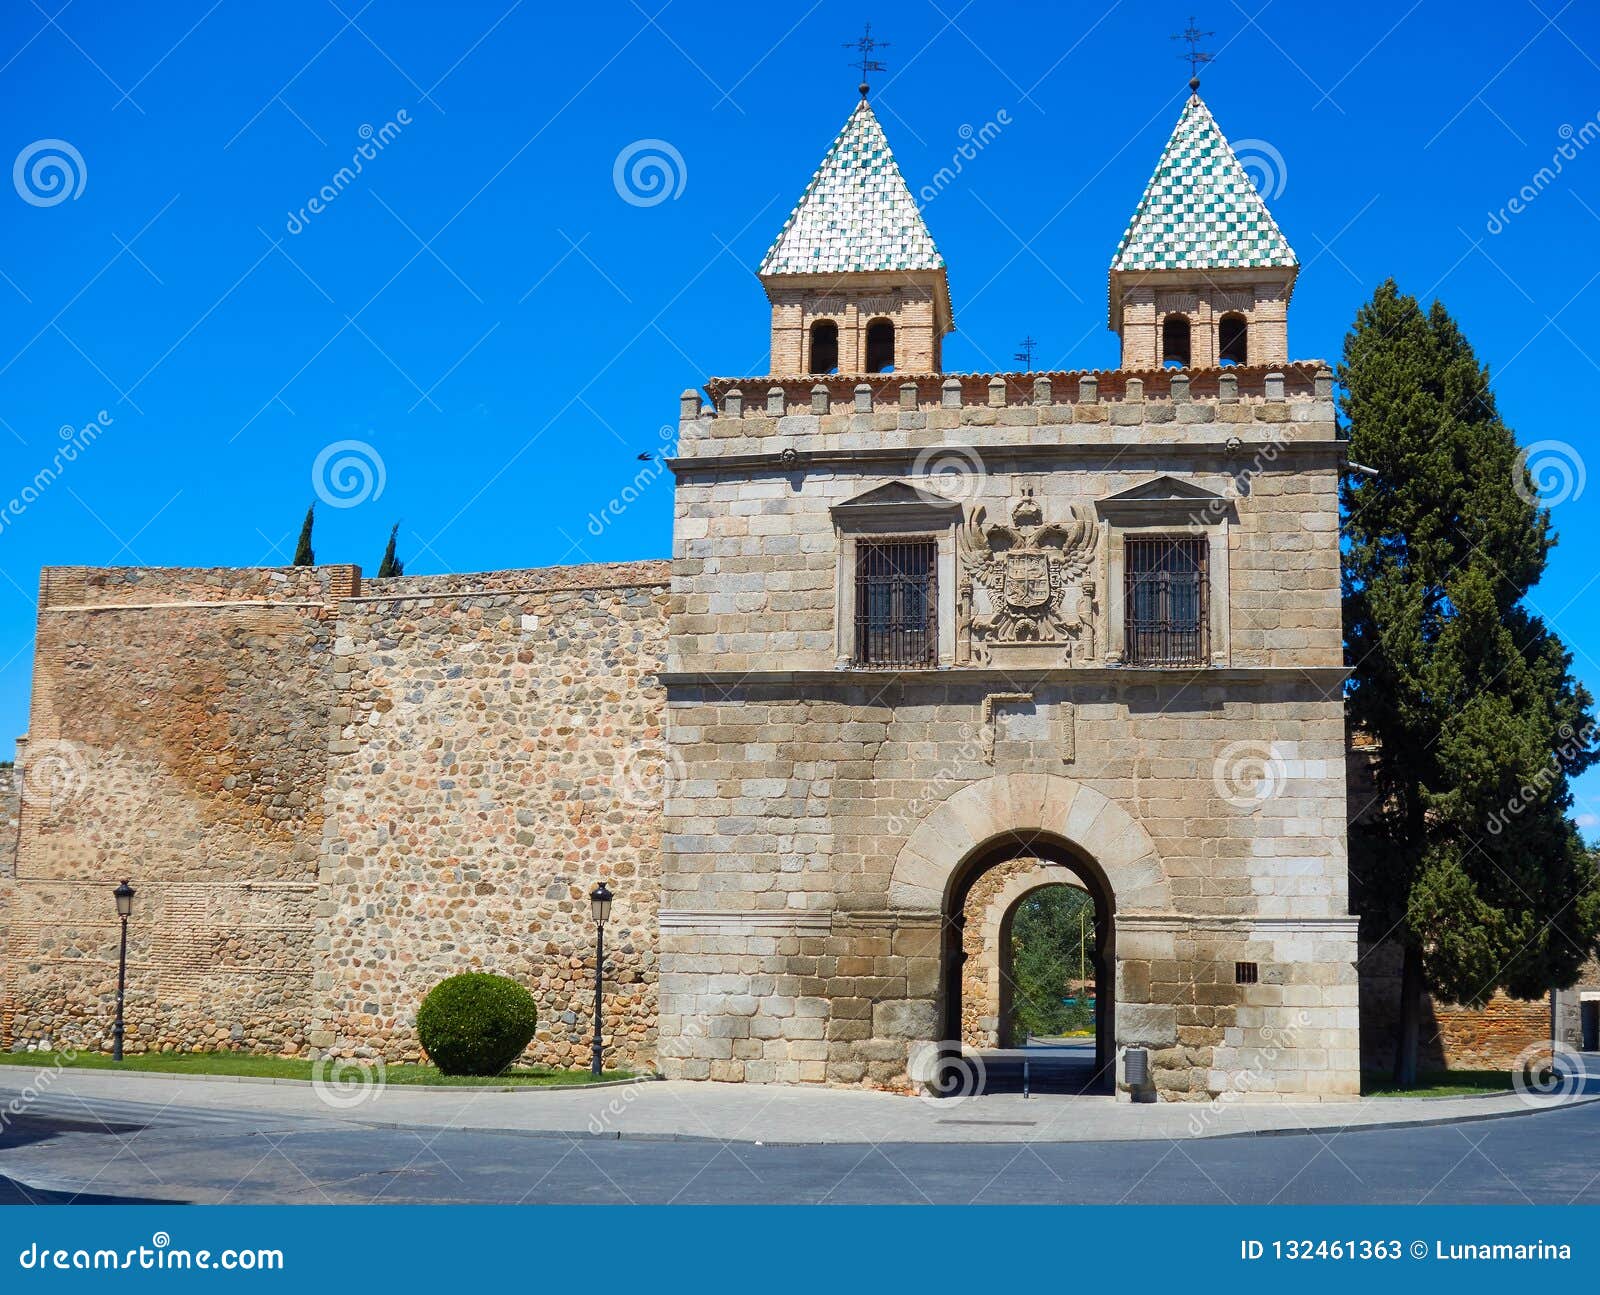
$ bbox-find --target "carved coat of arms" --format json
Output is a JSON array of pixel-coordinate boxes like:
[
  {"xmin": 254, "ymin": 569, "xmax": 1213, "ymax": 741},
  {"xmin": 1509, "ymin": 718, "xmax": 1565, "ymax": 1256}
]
[{"xmin": 958, "ymin": 490, "xmax": 1098, "ymax": 663}]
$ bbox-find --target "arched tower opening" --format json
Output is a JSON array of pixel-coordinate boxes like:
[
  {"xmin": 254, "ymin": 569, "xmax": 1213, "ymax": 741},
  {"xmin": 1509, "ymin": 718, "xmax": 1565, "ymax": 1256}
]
[
  {"xmin": 809, "ymin": 319, "xmax": 839, "ymax": 374},
  {"xmin": 1161, "ymin": 314, "xmax": 1191, "ymax": 368},
  {"xmin": 1218, "ymin": 311, "xmax": 1248, "ymax": 365}
]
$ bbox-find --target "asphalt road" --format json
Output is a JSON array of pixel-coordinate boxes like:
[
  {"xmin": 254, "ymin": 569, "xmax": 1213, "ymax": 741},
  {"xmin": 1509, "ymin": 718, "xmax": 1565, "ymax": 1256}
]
[{"xmin": 2, "ymin": 1072, "xmax": 1599, "ymax": 1205}]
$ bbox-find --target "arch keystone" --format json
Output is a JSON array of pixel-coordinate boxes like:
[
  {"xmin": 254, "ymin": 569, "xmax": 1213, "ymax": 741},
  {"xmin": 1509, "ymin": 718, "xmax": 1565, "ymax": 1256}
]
[{"xmin": 891, "ymin": 773, "xmax": 1171, "ymax": 913}]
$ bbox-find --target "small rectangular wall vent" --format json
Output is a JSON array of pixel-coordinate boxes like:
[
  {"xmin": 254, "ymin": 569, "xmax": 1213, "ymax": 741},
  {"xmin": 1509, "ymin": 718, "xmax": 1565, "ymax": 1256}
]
[{"xmin": 1235, "ymin": 961, "xmax": 1259, "ymax": 985}]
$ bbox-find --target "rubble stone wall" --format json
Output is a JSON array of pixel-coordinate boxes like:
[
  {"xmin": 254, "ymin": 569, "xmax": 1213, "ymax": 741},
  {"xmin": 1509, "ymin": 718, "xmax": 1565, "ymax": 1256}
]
[{"xmin": 313, "ymin": 563, "xmax": 670, "ymax": 1072}]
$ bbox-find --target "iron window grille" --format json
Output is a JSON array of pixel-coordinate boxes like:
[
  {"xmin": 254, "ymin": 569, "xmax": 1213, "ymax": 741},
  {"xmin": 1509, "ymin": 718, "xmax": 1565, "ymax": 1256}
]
[
  {"xmin": 1124, "ymin": 535, "xmax": 1209, "ymax": 666},
  {"xmin": 855, "ymin": 538, "xmax": 938, "ymax": 667}
]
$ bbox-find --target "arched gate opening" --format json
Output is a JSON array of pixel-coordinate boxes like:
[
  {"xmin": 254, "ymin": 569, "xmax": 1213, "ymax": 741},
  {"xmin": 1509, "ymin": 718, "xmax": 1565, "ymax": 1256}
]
[{"xmin": 940, "ymin": 833, "xmax": 1115, "ymax": 1095}]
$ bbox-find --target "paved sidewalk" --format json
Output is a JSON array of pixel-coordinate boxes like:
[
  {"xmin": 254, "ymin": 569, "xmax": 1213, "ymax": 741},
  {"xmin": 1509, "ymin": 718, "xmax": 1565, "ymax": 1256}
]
[{"xmin": 1, "ymin": 1068, "xmax": 1588, "ymax": 1144}]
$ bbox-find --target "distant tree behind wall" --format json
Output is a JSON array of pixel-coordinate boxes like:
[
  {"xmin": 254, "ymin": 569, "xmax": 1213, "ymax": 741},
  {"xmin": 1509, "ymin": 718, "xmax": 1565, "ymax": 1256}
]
[
  {"xmin": 293, "ymin": 504, "xmax": 316, "ymax": 567},
  {"xmin": 1007, "ymin": 885, "xmax": 1095, "ymax": 1041},
  {"xmin": 376, "ymin": 523, "xmax": 404, "ymax": 578}
]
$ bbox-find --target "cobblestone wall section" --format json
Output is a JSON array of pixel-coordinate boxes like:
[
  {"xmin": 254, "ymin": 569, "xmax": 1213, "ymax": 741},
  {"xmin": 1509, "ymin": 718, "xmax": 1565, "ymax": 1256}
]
[{"xmin": 314, "ymin": 565, "xmax": 669, "ymax": 1072}]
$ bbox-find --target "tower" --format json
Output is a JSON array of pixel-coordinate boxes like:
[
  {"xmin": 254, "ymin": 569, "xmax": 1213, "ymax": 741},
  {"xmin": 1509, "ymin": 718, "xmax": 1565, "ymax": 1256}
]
[
  {"xmin": 1108, "ymin": 91, "xmax": 1297, "ymax": 370},
  {"xmin": 758, "ymin": 95, "xmax": 953, "ymax": 377}
]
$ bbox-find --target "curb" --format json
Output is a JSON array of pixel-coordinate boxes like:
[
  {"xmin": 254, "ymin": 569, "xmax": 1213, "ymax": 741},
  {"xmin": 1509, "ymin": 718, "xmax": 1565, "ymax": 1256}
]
[
  {"xmin": 0, "ymin": 1067, "xmax": 658, "ymax": 1095},
  {"xmin": 337, "ymin": 1092, "xmax": 1600, "ymax": 1147},
  {"xmin": 1206, "ymin": 1091, "xmax": 1600, "ymax": 1141}
]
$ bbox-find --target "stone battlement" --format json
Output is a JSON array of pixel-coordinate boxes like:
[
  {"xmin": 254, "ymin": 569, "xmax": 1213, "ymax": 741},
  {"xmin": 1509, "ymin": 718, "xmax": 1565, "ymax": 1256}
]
[
  {"xmin": 35, "ymin": 560, "xmax": 673, "ymax": 612},
  {"xmin": 681, "ymin": 363, "xmax": 1337, "ymax": 461},
  {"xmin": 38, "ymin": 564, "xmax": 361, "ymax": 610}
]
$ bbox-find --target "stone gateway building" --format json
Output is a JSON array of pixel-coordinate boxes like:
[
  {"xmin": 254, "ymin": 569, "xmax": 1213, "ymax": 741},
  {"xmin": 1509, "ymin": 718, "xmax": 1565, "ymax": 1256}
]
[{"xmin": 2, "ymin": 87, "xmax": 1368, "ymax": 1101}]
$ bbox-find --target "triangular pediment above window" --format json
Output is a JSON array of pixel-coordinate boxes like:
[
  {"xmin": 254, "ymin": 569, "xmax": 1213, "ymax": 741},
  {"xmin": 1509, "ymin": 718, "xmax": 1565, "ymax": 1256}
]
[
  {"xmin": 831, "ymin": 480, "xmax": 964, "ymax": 525},
  {"xmin": 1102, "ymin": 475, "xmax": 1225, "ymax": 504},
  {"xmin": 1096, "ymin": 475, "xmax": 1232, "ymax": 524}
]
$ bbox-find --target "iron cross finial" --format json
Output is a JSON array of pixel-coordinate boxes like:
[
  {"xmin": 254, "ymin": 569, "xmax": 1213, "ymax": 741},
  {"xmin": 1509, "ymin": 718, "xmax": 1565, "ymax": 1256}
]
[
  {"xmin": 1172, "ymin": 16, "xmax": 1214, "ymax": 91},
  {"xmin": 844, "ymin": 22, "xmax": 890, "ymax": 98}
]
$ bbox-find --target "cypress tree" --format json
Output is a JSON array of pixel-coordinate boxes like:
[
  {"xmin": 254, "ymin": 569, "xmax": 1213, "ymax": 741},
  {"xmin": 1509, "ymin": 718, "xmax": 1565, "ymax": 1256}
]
[
  {"xmin": 293, "ymin": 504, "xmax": 315, "ymax": 567},
  {"xmin": 1341, "ymin": 279, "xmax": 1599, "ymax": 1086},
  {"xmin": 376, "ymin": 523, "xmax": 404, "ymax": 579}
]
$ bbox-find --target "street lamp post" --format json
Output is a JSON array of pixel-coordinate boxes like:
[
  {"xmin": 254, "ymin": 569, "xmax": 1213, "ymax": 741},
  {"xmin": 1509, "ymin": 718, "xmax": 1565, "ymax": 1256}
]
[
  {"xmin": 589, "ymin": 882, "xmax": 614, "ymax": 1077},
  {"xmin": 112, "ymin": 880, "xmax": 135, "ymax": 1062}
]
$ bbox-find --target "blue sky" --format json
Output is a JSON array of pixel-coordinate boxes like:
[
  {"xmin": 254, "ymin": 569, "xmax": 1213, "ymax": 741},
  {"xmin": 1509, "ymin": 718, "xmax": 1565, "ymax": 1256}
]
[{"xmin": 1, "ymin": 0, "xmax": 1598, "ymax": 828}]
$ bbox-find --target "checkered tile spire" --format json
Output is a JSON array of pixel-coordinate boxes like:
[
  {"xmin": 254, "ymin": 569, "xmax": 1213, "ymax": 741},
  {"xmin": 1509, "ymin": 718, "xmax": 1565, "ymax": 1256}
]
[
  {"xmin": 1110, "ymin": 94, "xmax": 1297, "ymax": 272},
  {"xmin": 759, "ymin": 98, "xmax": 944, "ymax": 276}
]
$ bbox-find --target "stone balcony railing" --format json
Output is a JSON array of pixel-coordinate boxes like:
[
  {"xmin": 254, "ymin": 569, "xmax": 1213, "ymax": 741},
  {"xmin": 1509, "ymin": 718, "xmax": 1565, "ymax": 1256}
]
[{"xmin": 679, "ymin": 363, "xmax": 1339, "ymax": 461}]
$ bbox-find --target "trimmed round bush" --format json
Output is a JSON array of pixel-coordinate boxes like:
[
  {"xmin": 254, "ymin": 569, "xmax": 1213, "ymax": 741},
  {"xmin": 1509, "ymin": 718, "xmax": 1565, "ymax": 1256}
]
[{"xmin": 416, "ymin": 973, "xmax": 539, "ymax": 1076}]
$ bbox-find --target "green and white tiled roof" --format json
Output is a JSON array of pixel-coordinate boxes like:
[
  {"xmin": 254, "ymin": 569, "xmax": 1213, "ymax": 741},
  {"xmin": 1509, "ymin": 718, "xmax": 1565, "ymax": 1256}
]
[
  {"xmin": 759, "ymin": 98, "xmax": 945, "ymax": 276},
  {"xmin": 1110, "ymin": 94, "xmax": 1297, "ymax": 273}
]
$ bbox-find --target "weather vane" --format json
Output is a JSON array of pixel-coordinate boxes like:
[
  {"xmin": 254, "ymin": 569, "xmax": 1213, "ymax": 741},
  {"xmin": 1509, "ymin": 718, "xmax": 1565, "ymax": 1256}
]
[
  {"xmin": 1014, "ymin": 336, "xmax": 1038, "ymax": 369},
  {"xmin": 844, "ymin": 22, "xmax": 889, "ymax": 98},
  {"xmin": 1172, "ymin": 16, "xmax": 1214, "ymax": 91}
]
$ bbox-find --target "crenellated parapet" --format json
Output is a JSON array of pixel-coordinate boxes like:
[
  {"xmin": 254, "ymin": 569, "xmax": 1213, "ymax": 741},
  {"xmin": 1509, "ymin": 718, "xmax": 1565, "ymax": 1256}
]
[{"xmin": 679, "ymin": 363, "xmax": 1337, "ymax": 461}]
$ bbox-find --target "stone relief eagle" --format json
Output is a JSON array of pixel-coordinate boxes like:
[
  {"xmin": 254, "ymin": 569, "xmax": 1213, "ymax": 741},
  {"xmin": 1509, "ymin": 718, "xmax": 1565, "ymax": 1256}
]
[{"xmin": 958, "ymin": 491, "xmax": 1098, "ymax": 654}]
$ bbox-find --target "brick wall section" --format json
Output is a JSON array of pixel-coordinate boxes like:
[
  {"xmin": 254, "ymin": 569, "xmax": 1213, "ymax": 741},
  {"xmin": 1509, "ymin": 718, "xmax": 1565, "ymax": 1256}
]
[
  {"xmin": 3, "ymin": 565, "xmax": 355, "ymax": 1054},
  {"xmin": 313, "ymin": 562, "xmax": 669, "ymax": 1072},
  {"xmin": 1358, "ymin": 938, "xmax": 1552, "ymax": 1071},
  {"xmin": 1346, "ymin": 735, "xmax": 1582, "ymax": 1071}
]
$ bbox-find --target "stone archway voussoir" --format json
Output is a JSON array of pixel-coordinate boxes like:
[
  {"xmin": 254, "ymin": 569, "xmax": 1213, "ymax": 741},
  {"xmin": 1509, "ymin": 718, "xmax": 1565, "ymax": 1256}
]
[{"xmin": 889, "ymin": 774, "xmax": 1173, "ymax": 914}]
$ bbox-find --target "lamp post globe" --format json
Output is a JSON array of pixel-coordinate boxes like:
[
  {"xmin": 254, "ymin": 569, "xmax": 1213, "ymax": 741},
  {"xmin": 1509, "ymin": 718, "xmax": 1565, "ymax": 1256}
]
[
  {"xmin": 589, "ymin": 883, "xmax": 614, "ymax": 1076},
  {"xmin": 111, "ymin": 880, "xmax": 135, "ymax": 1061}
]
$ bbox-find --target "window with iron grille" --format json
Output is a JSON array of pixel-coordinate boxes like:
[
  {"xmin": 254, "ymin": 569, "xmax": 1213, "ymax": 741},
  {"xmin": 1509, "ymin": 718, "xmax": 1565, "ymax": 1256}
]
[
  {"xmin": 854, "ymin": 538, "xmax": 938, "ymax": 667},
  {"xmin": 1124, "ymin": 536, "xmax": 1209, "ymax": 666}
]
